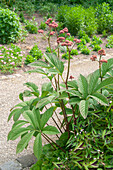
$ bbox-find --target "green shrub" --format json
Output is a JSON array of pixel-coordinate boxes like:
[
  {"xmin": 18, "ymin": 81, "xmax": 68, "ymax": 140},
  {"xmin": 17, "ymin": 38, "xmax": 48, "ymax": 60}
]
[
  {"xmin": 0, "ymin": 44, "xmax": 23, "ymax": 73},
  {"xmin": 0, "ymin": 8, "xmax": 21, "ymax": 44},
  {"xmin": 66, "ymin": 36, "xmax": 75, "ymax": 42},
  {"xmin": 81, "ymin": 46, "xmax": 90, "ymax": 55},
  {"xmin": 77, "ymin": 30, "xmax": 86, "ymax": 39},
  {"xmin": 62, "ymin": 52, "xmax": 73, "ymax": 59},
  {"xmin": 92, "ymin": 35, "xmax": 103, "ymax": 44},
  {"xmin": 46, "ymin": 47, "xmax": 57, "ymax": 55},
  {"xmin": 77, "ymin": 44, "xmax": 85, "ymax": 50},
  {"xmin": 39, "ymin": 21, "xmax": 46, "ymax": 30},
  {"xmin": 13, "ymin": 0, "xmax": 35, "ymax": 16},
  {"xmin": 82, "ymin": 35, "xmax": 90, "ymax": 43},
  {"xmin": 105, "ymin": 35, "xmax": 113, "ymax": 48},
  {"xmin": 25, "ymin": 45, "xmax": 43, "ymax": 65},
  {"xmin": 80, "ymin": 38, "xmax": 87, "ymax": 45},
  {"xmin": 102, "ymin": 30, "xmax": 108, "ymax": 37},
  {"xmin": 93, "ymin": 44, "xmax": 101, "ymax": 51},
  {"xmin": 83, "ymin": 7, "xmax": 97, "ymax": 36},
  {"xmin": 19, "ymin": 12, "xmax": 25, "ymax": 23},
  {"xmin": 57, "ymin": 5, "xmax": 97, "ymax": 36},
  {"xmin": 30, "ymin": 45, "xmax": 43, "ymax": 60},
  {"xmin": 56, "ymin": 5, "xmax": 70, "ymax": 23},
  {"xmin": 24, "ymin": 55, "xmax": 35, "ymax": 65},
  {"xmin": 64, "ymin": 6, "xmax": 84, "ymax": 36},
  {"xmin": 38, "ymin": 3, "xmax": 57, "ymax": 17},
  {"xmin": 70, "ymin": 49, "xmax": 78, "ymax": 55},
  {"xmin": 25, "ymin": 18, "xmax": 38, "ymax": 34},
  {"xmin": 95, "ymin": 2, "xmax": 113, "ymax": 33}
]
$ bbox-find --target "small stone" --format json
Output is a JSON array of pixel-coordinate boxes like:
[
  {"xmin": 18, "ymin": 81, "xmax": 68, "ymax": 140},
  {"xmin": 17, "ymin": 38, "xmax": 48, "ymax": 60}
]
[
  {"xmin": 16, "ymin": 154, "xmax": 37, "ymax": 168},
  {"xmin": 7, "ymin": 75, "xmax": 14, "ymax": 78},
  {"xmin": 0, "ymin": 76, "xmax": 7, "ymax": 80},
  {"xmin": 0, "ymin": 160, "xmax": 22, "ymax": 170},
  {"xmin": 15, "ymin": 74, "xmax": 22, "ymax": 77}
]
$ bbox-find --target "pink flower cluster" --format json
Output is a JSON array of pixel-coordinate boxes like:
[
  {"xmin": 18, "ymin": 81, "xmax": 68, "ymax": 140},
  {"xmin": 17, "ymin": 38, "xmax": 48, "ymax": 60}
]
[
  {"xmin": 61, "ymin": 40, "xmax": 73, "ymax": 46},
  {"xmin": 60, "ymin": 27, "xmax": 69, "ymax": 34},
  {"xmin": 50, "ymin": 31, "xmax": 55, "ymax": 36},
  {"xmin": 98, "ymin": 49, "xmax": 106, "ymax": 56},
  {"xmin": 57, "ymin": 37, "xmax": 73, "ymax": 46},
  {"xmin": 73, "ymin": 39, "xmax": 81, "ymax": 43},
  {"xmin": 45, "ymin": 18, "xmax": 58, "ymax": 28},
  {"xmin": 38, "ymin": 29, "xmax": 44, "ymax": 34},
  {"xmin": 90, "ymin": 55, "xmax": 97, "ymax": 61}
]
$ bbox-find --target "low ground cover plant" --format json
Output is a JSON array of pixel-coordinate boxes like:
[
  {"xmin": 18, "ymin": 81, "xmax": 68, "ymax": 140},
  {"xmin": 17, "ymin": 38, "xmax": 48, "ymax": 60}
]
[
  {"xmin": 106, "ymin": 35, "xmax": 113, "ymax": 48},
  {"xmin": 8, "ymin": 18, "xmax": 113, "ymax": 169},
  {"xmin": 25, "ymin": 45, "xmax": 43, "ymax": 65},
  {"xmin": 25, "ymin": 17, "xmax": 38, "ymax": 34},
  {"xmin": 0, "ymin": 44, "xmax": 24, "ymax": 73}
]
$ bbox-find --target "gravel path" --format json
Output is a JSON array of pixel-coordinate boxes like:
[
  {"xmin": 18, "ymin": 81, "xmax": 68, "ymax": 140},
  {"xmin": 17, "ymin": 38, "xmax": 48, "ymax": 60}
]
[{"xmin": 0, "ymin": 54, "xmax": 112, "ymax": 165}]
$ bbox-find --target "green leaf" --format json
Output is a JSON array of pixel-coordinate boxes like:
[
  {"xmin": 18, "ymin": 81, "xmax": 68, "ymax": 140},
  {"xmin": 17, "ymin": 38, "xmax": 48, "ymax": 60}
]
[
  {"xmin": 102, "ymin": 58, "xmax": 113, "ymax": 77},
  {"xmin": 90, "ymin": 93, "xmax": 108, "ymax": 105},
  {"xmin": 33, "ymin": 133, "xmax": 42, "ymax": 160},
  {"xmin": 88, "ymin": 70, "xmax": 100, "ymax": 94},
  {"xmin": 8, "ymin": 108, "xmax": 21, "ymax": 121},
  {"xmin": 29, "ymin": 60, "xmax": 50, "ymax": 68},
  {"xmin": 78, "ymin": 74, "xmax": 88, "ymax": 98},
  {"xmin": 67, "ymin": 80, "xmax": 78, "ymax": 89},
  {"xmin": 23, "ymin": 110, "xmax": 37, "ymax": 128},
  {"xmin": 67, "ymin": 89, "xmax": 82, "ymax": 98},
  {"xmin": 24, "ymin": 82, "xmax": 39, "ymax": 93},
  {"xmin": 8, "ymin": 126, "xmax": 31, "ymax": 141},
  {"xmin": 69, "ymin": 97, "xmax": 81, "ymax": 105},
  {"xmin": 42, "ymin": 126, "xmax": 60, "ymax": 135},
  {"xmin": 94, "ymin": 77, "xmax": 113, "ymax": 92},
  {"xmin": 40, "ymin": 107, "xmax": 54, "ymax": 129},
  {"xmin": 12, "ymin": 120, "xmax": 28, "ymax": 129},
  {"xmin": 41, "ymin": 82, "xmax": 53, "ymax": 97},
  {"xmin": 33, "ymin": 108, "xmax": 41, "ymax": 130},
  {"xmin": 26, "ymin": 68, "xmax": 48, "ymax": 76},
  {"xmin": 11, "ymin": 102, "xmax": 27, "ymax": 110},
  {"xmin": 79, "ymin": 100, "xmax": 89, "ymax": 119},
  {"xmin": 36, "ymin": 98, "xmax": 50, "ymax": 109},
  {"xmin": 16, "ymin": 131, "xmax": 34, "ymax": 154},
  {"xmin": 19, "ymin": 93, "xmax": 24, "ymax": 101},
  {"xmin": 44, "ymin": 53, "xmax": 64, "ymax": 74}
]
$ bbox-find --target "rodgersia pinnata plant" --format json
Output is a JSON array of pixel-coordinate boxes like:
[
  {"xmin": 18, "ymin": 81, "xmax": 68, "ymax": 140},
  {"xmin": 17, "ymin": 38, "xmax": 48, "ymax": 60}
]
[{"xmin": 8, "ymin": 18, "xmax": 113, "ymax": 169}]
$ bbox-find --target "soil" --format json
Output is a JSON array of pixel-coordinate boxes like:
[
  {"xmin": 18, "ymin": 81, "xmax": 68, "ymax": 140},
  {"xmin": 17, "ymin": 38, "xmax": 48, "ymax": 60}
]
[{"xmin": 0, "ymin": 12, "xmax": 113, "ymax": 76}]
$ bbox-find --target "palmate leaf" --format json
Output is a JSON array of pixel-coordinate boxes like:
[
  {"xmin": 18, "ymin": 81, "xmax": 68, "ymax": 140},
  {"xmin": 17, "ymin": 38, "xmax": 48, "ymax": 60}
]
[
  {"xmin": 24, "ymin": 82, "xmax": 39, "ymax": 93},
  {"xmin": 29, "ymin": 60, "xmax": 50, "ymax": 68},
  {"xmin": 78, "ymin": 74, "xmax": 88, "ymax": 98},
  {"xmin": 67, "ymin": 80, "xmax": 78, "ymax": 89},
  {"xmin": 88, "ymin": 70, "xmax": 100, "ymax": 94},
  {"xmin": 33, "ymin": 133, "xmax": 42, "ymax": 160},
  {"xmin": 79, "ymin": 100, "xmax": 89, "ymax": 119},
  {"xmin": 102, "ymin": 58, "xmax": 113, "ymax": 77},
  {"xmin": 26, "ymin": 68, "xmax": 48, "ymax": 76},
  {"xmin": 40, "ymin": 107, "xmax": 54, "ymax": 129},
  {"xmin": 16, "ymin": 131, "xmax": 34, "ymax": 154},
  {"xmin": 67, "ymin": 89, "xmax": 82, "ymax": 98},
  {"xmin": 69, "ymin": 97, "xmax": 81, "ymax": 105},
  {"xmin": 44, "ymin": 53, "xmax": 64, "ymax": 75},
  {"xmin": 42, "ymin": 125, "xmax": 60, "ymax": 135},
  {"xmin": 90, "ymin": 93, "xmax": 108, "ymax": 105},
  {"xmin": 94, "ymin": 77, "xmax": 113, "ymax": 92}
]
